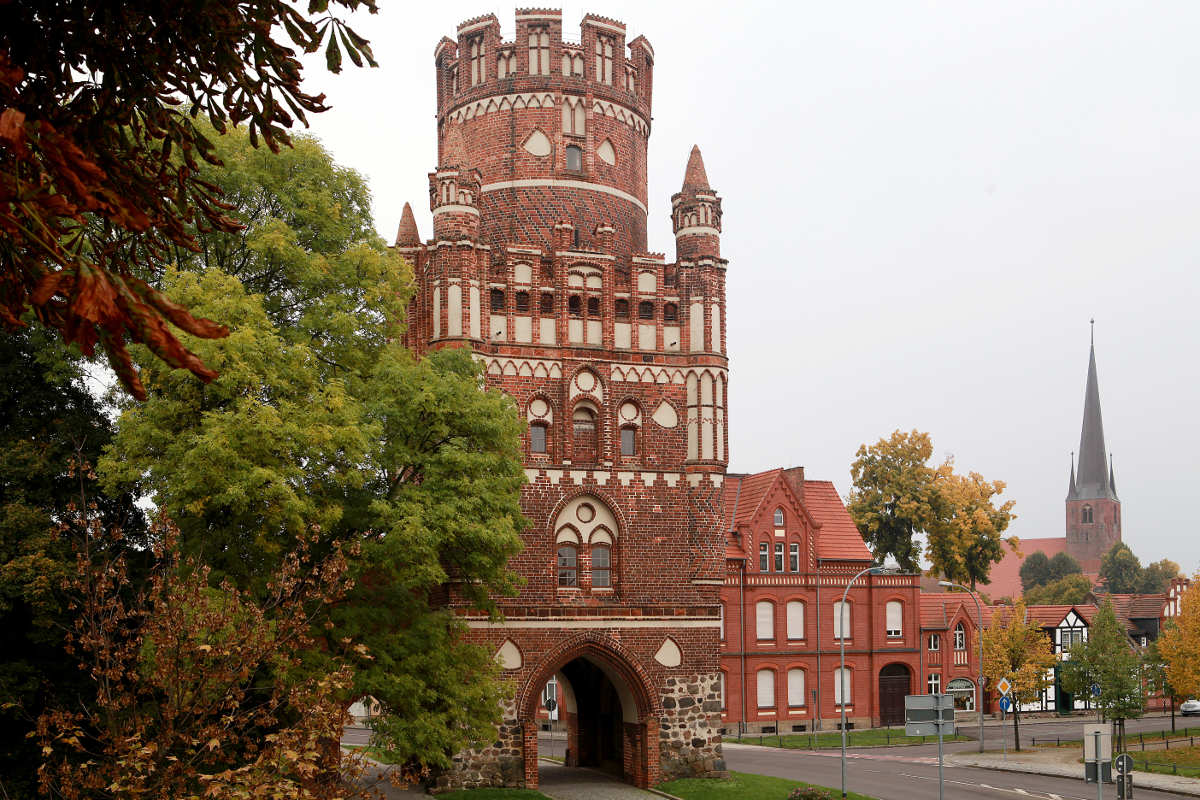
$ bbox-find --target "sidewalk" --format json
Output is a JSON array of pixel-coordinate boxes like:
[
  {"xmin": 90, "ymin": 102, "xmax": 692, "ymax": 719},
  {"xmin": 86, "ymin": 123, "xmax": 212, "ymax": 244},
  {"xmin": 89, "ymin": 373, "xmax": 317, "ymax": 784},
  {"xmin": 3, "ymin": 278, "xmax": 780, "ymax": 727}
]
[{"xmin": 947, "ymin": 748, "xmax": 1200, "ymax": 797}]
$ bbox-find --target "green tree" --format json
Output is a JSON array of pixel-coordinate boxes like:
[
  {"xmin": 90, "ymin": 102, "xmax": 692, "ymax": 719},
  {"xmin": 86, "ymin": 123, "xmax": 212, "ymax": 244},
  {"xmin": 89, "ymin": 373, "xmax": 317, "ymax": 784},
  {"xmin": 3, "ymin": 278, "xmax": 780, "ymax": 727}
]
[
  {"xmin": 983, "ymin": 600, "xmax": 1056, "ymax": 751},
  {"xmin": 2, "ymin": 0, "xmax": 379, "ymax": 398},
  {"xmin": 1139, "ymin": 559, "xmax": 1182, "ymax": 594},
  {"xmin": 1060, "ymin": 600, "xmax": 1144, "ymax": 752},
  {"xmin": 1101, "ymin": 543, "xmax": 1144, "ymax": 594},
  {"xmin": 1024, "ymin": 574, "xmax": 1094, "ymax": 606},
  {"xmin": 1048, "ymin": 552, "xmax": 1083, "ymax": 582},
  {"xmin": 847, "ymin": 430, "xmax": 937, "ymax": 572},
  {"xmin": 1020, "ymin": 552, "xmax": 1052, "ymax": 592},
  {"xmin": 925, "ymin": 466, "xmax": 1017, "ymax": 589},
  {"xmin": 0, "ymin": 328, "xmax": 147, "ymax": 798}
]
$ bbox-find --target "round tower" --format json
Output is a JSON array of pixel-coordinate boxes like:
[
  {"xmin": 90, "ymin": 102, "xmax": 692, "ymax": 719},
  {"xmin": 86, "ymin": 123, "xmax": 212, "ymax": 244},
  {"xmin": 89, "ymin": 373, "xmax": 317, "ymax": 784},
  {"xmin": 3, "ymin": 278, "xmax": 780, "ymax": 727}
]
[{"xmin": 433, "ymin": 11, "xmax": 655, "ymax": 256}]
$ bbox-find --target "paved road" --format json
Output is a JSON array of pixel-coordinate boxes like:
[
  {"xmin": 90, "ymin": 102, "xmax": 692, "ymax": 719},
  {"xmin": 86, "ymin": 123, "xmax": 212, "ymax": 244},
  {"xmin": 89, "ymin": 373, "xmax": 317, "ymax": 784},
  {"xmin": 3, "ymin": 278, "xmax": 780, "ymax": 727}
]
[{"xmin": 723, "ymin": 741, "xmax": 1185, "ymax": 800}]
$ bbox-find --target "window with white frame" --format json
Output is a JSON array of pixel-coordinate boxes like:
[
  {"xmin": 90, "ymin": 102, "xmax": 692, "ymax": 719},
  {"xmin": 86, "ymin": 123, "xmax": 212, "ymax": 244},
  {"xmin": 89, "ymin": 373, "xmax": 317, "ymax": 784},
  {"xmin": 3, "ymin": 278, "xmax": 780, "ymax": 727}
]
[
  {"xmin": 886, "ymin": 601, "xmax": 903, "ymax": 638},
  {"xmin": 789, "ymin": 542, "xmax": 800, "ymax": 572},
  {"xmin": 786, "ymin": 601, "xmax": 805, "ymax": 640},
  {"xmin": 954, "ymin": 622, "xmax": 966, "ymax": 651},
  {"xmin": 756, "ymin": 668, "xmax": 775, "ymax": 708},
  {"xmin": 834, "ymin": 667, "xmax": 851, "ymax": 706},
  {"xmin": 928, "ymin": 633, "xmax": 940, "ymax": 651},
  {"xmin": 927, "ymin": 673, "xmax": 942, "ymax": 693},
  {"xmin": 756, "ymin": 601, "xmax": 774, "ymax": 641},
  {"xmin": 719, "ymin": 602, "xmax": 725, "ymax": 641},
  {"xmin": 759, "ymin": 541, "xmax": 769, "ymax": 572},
  {"xmin": 787, "ymin": 669, "xmax": 806, "ymax": 707},
  {"xmin": 774, "ymin": 507, "xmax": 785, "ymax": 527},
  {"xmin": 774, "ymin": 542, "xmax": 784, "ymax": 572},
  {"xmin": 833, "ymin": 601, "xmax": 850, "ymax": 640},
  {"xmin": 719, "ymin": 671, "xmax": 726, "ymax": 710},
  {"xmin": 591, "ymin": 544, "xmax": 611, "ymax": 588}
]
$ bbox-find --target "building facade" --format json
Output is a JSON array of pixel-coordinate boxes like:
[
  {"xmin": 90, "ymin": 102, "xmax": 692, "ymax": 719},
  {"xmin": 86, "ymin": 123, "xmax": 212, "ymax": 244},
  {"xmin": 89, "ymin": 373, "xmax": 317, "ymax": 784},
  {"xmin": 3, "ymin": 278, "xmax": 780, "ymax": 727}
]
[{"xmin": 398, "ymin": 10, "xmax": 728, "ymax": 790}]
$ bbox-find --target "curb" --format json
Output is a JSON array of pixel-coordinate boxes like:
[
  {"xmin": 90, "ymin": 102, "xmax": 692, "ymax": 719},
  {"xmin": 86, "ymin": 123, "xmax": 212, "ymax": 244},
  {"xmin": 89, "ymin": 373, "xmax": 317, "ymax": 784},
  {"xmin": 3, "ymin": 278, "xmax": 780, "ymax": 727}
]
[{"xmin": 947, "ymin": 755, "xmax": 1200, "ymax": 797}]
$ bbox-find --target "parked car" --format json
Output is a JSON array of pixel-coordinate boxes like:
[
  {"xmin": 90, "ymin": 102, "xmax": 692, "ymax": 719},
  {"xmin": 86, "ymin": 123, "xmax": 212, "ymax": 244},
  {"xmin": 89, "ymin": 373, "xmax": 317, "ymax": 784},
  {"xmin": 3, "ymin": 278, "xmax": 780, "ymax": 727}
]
[{"xmin": 1181, "ymin": 699, "xmax": 1200, "ymax": 716}]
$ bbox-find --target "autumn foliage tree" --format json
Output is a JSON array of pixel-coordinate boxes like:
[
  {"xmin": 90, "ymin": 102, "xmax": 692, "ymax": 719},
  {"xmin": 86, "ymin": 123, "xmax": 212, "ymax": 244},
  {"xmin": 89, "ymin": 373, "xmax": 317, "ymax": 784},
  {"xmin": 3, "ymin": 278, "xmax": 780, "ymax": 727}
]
[
  {"xmin": 1159, "ymin": 579, "xmax": 1200, "ymax": 703},
  {"xmin": 982, "ymin": 600, "xmax": 1056, "ymax": 751},
  {"xmin": 0, "ymin": 0, "xmax": 378, "ymax": 398}
]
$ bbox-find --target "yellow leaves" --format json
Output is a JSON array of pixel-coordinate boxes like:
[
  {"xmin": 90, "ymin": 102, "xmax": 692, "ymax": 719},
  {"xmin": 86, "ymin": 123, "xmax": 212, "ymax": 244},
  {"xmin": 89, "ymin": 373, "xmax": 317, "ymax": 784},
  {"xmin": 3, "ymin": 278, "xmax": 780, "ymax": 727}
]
[
  {"xmin": 207, "ymin": 737, "xmax": 221, "ymax": 751},
  {"xmin": 1160, "ymin": 578, "xmax": 1200, "ymax": 698}
]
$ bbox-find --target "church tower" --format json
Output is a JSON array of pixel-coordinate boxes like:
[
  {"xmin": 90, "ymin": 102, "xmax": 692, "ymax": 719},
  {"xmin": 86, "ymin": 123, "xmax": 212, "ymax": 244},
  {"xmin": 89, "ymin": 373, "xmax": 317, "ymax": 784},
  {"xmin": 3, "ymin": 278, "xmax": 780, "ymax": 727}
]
[
  {"xmin": 1065, "ymin": 327, "xmax": 1121, "ymax": 573},
  {"xmin": 397, "ymin": 11, "xmax": 727, "ymax": 791}
]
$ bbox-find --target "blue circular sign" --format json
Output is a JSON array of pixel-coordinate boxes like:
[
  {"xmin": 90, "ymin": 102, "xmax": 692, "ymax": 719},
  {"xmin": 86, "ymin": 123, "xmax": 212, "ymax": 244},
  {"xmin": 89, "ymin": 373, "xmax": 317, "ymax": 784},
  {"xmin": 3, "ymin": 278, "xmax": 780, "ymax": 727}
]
[
  {"xmin": 999, "ymin": 696, "xmax": 1012, "ymax": 712},
  {"xmin": 1091, "ymin": 683, "xmax": 1102, "ymax": 697}
]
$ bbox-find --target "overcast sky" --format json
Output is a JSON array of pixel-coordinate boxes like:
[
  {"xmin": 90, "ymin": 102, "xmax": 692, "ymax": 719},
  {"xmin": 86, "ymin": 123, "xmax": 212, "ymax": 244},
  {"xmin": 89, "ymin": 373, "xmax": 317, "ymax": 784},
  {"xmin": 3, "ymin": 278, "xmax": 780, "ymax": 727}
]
[{"xmin": 296, "ymin": 1, "xmax": 1200, "ymax": 574}]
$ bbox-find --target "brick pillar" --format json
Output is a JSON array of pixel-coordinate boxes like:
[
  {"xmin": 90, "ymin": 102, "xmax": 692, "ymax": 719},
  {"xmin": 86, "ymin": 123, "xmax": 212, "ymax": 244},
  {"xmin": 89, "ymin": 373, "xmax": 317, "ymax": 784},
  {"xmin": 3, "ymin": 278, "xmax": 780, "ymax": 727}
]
[
  {"xmin": 563, "ymin": 710, "xmax": 579, "ymax": 766},
  {"xmin": 645, "ymin": 717, "xmax": 661, "ymax": 787},
  {"xmin": 522, "ymin": 720, "xmax": 539, "ymax": 789}
]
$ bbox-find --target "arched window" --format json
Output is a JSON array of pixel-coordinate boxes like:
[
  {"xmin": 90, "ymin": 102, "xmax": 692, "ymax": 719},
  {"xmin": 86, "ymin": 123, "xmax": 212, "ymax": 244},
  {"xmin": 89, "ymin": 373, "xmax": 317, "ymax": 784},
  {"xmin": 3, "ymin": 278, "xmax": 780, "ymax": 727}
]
[
  {"xmin": 833, "ymin": 601, "xmax": 851, "ymax": 640},
  {"xmin": 759, "ymin": 541, "xmax": 769, "ymax": 572},
  {"xmin": 587, "ymin": 296, "xmax": 600, "ymax": 316},
  {"xmin": 928, "ymin": 633, "xmax": 941, "ymax": 651},
  {"xmin": 786, "ymin": 600, "xmax": 805, "ymax": 640},
  {"xmin": 565, "ymin": 144, "xmax": 582, "ymax": 172},
  {"xmin": 1082, "ymin": 505, "xmax": 1093, "ymax": 524},
  {"xmin": 638, "ymin": 300, "xmax": 654, "ymax": 320},
  {"xmin": 756, "ymin": 668, "xmax": 775, "ymax": 708},
  {"xmin": 557, "ymin": 544, "xmax": 577, "ymax": 586},
  {"xmin": 774, "ymin": 507, "xmax": 785, "ymax": 527},
  {"xmin": 572, "ymin": 405, "xmax": 598, "ymax": 464},
  {"xmin": 615, "ymin": 298, "xmax": 629, "ymax": 320},
  {"xmin": 787, "ymin": 668, "xmax": 806, "ymax": 707},
  {"xmin": 954, "ymin": 622, "xmax": 966, "ymax": 651},
  {"xmin": 490, "ymin": 288, "xmax": 505, "ymax": 310},
  {"xmin": 755, "ymin": 600, "xmax": 774, "ymax": 641},
  {"xmin": 527, "ymin": 28, "xmax": 550, "ymax": 75},
  {"xmin": 568, "ymin": 295, "xmax": 581, "ymax": 316},
  {"xmin": 886, "ymin": 600, "xmax": 903, "ymax": 638},
  {"xmin": 789, "ymin": 542, "xmax": 800, "ymax": 572},
  {"xmin": 594, "ymin": 34, "xmax": 614, "ymax": 84},
  {"xmin": 834, "ymin": 667, "xmax": 851, "ymax": 706},
  {"xmin": 663, "ymin": 302, "xmax": 678, "ymax": 322},
  {"xmin": 515, "ymin": 291, "xmax": 530, "ymax": 313},
  {"xmin": 540, "ymin": 292, "xmax": 554, "ymax": 315},
  {"xmin": 530, "ymin": 422, "xmax": 547, "ymax": 454},
  {"xmin": 469, "ymin": 36, "xmax": 485, "ymax": 85},
  {"xmin": 591, "ymin": 544, "xmax": 611, "ymax": 588}
]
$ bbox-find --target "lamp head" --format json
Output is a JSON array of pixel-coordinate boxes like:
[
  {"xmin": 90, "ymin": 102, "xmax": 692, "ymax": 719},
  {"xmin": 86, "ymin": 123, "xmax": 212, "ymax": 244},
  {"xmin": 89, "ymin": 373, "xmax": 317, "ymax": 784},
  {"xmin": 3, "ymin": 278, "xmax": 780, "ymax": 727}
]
[{"xmin": 938, "ymin": 580, "xmax": 954, "ymax": 588}]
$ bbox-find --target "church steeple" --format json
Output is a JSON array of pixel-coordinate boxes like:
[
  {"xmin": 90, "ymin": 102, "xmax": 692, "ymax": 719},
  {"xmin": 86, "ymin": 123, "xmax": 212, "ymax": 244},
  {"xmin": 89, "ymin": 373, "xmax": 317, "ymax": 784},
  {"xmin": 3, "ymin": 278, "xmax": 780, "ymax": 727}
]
[{"xmin": 1070, "ymin": 327, "xmax": 1117, "ymax": 501}]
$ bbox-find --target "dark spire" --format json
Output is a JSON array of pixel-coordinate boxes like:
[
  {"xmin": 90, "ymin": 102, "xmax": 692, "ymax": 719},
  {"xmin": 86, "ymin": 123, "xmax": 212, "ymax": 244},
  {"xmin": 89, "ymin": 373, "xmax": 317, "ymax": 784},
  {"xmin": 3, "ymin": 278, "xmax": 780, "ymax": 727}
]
[
  {"xmin": 1067, "ymin": 451, "xmax": 1077, "ymax": 500},
  {"xmin": 394, "ymin": 202, "xmax": 420, "ymax": 247},
  {"xmin": 1109, "ymin": 453, "xmax": 1119, "ymax": 499},
  {"xmin": 681, "ymin": 144, "xmax": 710, "ymax": 192},
  {"xmin": 1073, "ymin": 327, "xmax": 1117, "ymax": 501}
]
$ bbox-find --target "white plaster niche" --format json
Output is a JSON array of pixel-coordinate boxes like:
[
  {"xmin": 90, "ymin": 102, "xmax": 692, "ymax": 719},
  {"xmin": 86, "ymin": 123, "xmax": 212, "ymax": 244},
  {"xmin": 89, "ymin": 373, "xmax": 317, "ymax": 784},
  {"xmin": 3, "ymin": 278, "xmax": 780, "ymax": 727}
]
[
  {"xmin": 652, "ymin": 400, "xmax": 678, "ymax": 429},
  {"xmin": 496, "ymin": 639, "xmax": 523, "ymax": 670},
  {"xmin": 653, "ymin": 637, "xmax": 682, "ymax": 668},
  {"xmin": 522, "ymin": 129, "xmax": 552, "ymax": 157},
  {"xmin": 597, "ymin": 138, "xmax": 616, "ymax": 165}
]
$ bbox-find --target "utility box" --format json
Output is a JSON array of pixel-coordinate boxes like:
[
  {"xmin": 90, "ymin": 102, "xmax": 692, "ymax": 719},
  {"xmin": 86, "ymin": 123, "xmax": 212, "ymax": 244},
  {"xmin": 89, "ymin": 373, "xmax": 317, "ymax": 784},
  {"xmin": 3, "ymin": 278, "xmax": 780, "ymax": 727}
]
[{"xmin": 1084, "ymin": 723, "xmax": 1113, "ymax": 784}]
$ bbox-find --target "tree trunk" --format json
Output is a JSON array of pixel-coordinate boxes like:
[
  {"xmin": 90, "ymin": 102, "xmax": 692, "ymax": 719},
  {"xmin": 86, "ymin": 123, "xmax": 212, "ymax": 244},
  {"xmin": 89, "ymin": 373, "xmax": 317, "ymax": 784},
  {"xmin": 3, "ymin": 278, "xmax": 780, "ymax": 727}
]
[
  {"xmin": 1171, "ymin": 696, "xmax": 1177, "ymax": 733},
  {"xmin": 1013, "ymin": 706, "xmax": 1021, "ymax": 752}
]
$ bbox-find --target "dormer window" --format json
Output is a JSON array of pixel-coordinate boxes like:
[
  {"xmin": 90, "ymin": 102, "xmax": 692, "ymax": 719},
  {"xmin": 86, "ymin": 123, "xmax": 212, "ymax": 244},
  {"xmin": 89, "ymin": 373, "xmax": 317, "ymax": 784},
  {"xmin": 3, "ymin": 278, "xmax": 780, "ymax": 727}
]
[{"xmin": 774, "ymin": 508, "xmax": 785, "ymax": 527}]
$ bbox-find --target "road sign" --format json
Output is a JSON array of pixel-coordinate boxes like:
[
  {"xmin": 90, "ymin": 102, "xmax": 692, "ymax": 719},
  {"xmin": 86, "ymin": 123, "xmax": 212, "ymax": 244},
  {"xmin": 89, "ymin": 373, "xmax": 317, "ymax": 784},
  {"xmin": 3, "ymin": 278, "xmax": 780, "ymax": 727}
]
[
  {"xmin": 997, "ymin": 677, "xmax": 1012, "ymax": 696},
  {"xmin": 1092, "ymin": 683, "xmax": 1102, "ymax": 698},
  {"xmin": 1115, "ymin": 753, "xmax": 1133, "ymax": 775},
  {"xmin": 998, "ymin": 696, "xmax": 1012, "ymax": 713},
  {"xmin": 905, "ymin": 694, "xmax": 955, "ymax": 737}
]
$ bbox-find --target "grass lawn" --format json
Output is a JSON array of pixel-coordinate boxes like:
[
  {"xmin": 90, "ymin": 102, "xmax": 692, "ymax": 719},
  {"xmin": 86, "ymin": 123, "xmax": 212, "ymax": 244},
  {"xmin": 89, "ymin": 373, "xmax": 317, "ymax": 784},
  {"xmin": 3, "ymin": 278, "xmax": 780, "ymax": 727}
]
[
  {"xmin": 726, "ymin": 728, "xmax": 968, "ymax": 749},
  {"xmin": 1124, "ymin": 745, "xmax": 1200, "ymax": 778},
  {"xmin": 342, "ymin": 744, "xmax": 401, "ymax": 764},
  {"xmin": 659, "ymin": 771, "xmax": 877, "ymax": 800},
  {"xmin": 436, "ymin": 790, "xmax": 552, "ymax": 800}
]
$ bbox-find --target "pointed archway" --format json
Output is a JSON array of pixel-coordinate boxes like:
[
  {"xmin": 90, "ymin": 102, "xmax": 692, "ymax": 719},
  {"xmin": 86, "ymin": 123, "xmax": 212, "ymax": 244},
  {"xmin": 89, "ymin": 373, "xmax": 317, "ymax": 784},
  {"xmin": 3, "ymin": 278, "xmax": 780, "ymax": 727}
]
[{"xmin": 518, "ymin": 633, "xmax": 661, "ymax": 789}]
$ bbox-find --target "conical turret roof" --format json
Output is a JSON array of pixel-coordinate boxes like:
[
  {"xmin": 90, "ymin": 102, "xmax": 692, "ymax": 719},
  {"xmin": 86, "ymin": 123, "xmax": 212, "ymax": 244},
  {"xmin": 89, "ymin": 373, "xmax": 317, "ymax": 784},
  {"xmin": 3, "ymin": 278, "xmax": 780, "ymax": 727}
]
[
  {"xmin": 395, "ymin": 202, "xmax": 420, "ymax": 247},
  {"xmin": 681, "ymin": 144, "xmax": 710, "ymax": 192},
  {"xmin": 1069, "ymin": 331, "xmax": 1118, "ymax": 501}
]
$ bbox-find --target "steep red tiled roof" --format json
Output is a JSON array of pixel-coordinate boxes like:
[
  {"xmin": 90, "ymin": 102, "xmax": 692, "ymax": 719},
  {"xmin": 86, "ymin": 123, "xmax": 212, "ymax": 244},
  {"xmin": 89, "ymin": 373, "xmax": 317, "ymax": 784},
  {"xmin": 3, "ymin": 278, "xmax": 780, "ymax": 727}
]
[
  {"xmin": 722, "ymin": 470, "xmax": 782, "ymax": 531},
  {"xmin": 1025, "ymin": 604, "xmax": 1097, "ymax": 627},
  {"xmin": 681, "ymin": 144, "xmax": 710, "ymax": 192},
  {"xmin": 1095, "ymin": 593, "xmax": 1168, "ymax": 619},
  {"xmin": 984, "ymin": 537, "xmax": 1069, "ymax": 600},
  {"xmin": 803, "ymin": 480, "xmax": 871, "ymax": 561},
  {"xmin": 921, "ymin": 593, "xmax": 984, "ymax": 629}
]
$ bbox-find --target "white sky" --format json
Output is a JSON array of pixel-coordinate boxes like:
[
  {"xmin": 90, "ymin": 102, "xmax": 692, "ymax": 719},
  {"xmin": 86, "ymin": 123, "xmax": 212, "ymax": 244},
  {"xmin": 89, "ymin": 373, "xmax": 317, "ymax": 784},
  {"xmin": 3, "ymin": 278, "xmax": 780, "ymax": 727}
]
[{"xmin": 296, "ymin": 1, "xmax": 1200, "ymax": 573}]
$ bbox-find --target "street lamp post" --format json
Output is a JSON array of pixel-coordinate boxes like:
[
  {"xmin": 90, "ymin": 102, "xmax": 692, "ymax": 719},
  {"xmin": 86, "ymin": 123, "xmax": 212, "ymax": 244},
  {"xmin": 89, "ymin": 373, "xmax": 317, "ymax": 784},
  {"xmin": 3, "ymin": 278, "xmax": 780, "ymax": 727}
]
[
  {"xmin": 939, "ymin": 580, "xmax": 985, "ymax": 754},
  {"xmin": 840, "ymin": 563, "xmax": 897, "ymax": 800}
]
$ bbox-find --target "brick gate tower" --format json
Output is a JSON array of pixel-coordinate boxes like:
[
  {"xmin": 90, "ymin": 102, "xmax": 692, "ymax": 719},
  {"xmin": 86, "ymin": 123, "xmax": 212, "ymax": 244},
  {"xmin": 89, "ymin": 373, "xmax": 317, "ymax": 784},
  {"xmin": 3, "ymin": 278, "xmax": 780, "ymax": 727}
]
[{"xmin": 396, "ymin": 10, "xmax": 728, "ymax": 791}]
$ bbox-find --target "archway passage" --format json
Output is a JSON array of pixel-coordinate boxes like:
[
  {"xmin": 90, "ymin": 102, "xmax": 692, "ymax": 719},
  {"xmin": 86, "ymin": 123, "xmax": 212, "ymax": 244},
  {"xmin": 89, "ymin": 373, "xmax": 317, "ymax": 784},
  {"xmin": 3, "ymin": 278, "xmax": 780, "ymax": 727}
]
[
  {"xmin": 878, "ymin": 663, "xmax": 912, "ymax": 726},
  {"xmin": 521, "ymin": 640, "xmax": 659, "ymax": 790}
]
